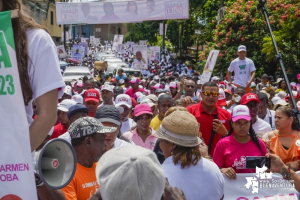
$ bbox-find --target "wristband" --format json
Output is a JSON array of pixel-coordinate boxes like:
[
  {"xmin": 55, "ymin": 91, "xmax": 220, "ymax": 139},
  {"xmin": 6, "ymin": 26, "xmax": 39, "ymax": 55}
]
[{"xmin": 282, "ymin": 167, "xmax": 291, "ymax": 180}]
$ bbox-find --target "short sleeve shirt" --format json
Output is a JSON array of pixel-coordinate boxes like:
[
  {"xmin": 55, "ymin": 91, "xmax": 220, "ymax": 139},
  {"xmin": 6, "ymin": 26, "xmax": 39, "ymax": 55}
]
[
  {"xmin": 187, "ymin": 102, "xmax": 231, "ymax": 155},
  {"xmin": 123, "ymin": 127, "xmax": 157, "ymax": 150},
  {"xmin": 228, "ymin": 57, "xmax": 256, "ymax": 87}
]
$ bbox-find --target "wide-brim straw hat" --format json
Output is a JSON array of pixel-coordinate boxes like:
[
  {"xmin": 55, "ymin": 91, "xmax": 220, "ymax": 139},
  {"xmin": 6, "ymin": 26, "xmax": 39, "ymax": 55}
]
[{"xmin": 155, "ymin": 111, "xmax": 201, "ymax": 147}]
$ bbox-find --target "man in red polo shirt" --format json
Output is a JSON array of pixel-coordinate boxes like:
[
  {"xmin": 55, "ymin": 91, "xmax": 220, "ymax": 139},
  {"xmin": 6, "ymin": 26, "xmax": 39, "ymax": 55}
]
[
  {"xmin": 183, "ymin": 82, "xmax": 231, "ymax": 156},
  {"xmin": 50, "ymin": 99, "xmax": 76, "ymax": 139},
  {"xmin": 84, "ymin": 89, "xmax": 100, "ymax": 117},
  {"xmin": 125, "ymin": 77, "xmax": 148, "ymax": 98}
]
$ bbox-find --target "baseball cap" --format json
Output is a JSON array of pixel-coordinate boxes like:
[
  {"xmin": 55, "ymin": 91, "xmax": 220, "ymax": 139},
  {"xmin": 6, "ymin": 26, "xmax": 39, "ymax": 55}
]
[
  {"xmin": 271, "ymin": 96, "xmax": 281, "ymax": 105},
  {"xmin": 77, "ymin": 80, "xmax": 84, "ymax": 87},
  {"xmin": 63, "ymin": 88, "xmax": 72, "ymax": 96},
  {"xmin": 238, "ymin": 45, "xmax": 247, "ymax": 52},
  {"xmin": 133, "ymin": 92, "xmax": 144, "ymax": 100},
  {"xmin": 276, "ymin": 78, "xmax": 283, "ymax": 83},
  {"xmin": 137, "ymin": 95, "xmax": 147, "ymax": 103},
  {"xmin": 224, "ymin": 89, "xmax": 232, "ymax": 95},
  {"xmin": 155, "ymin": 89, "xmax": 164, "ymax": 94},
  {"xmin": 197, "ymin": 80, "xmax": 201, "ymax": 85},
  {"xmin": 58, "ymin": 99, "xmax": 76, "ymax": 112},
  {"xmin": 231, "ymin": 105, "xmax": 251, "ymax": 122},
  {"xmin": 101, "ymin": 84, "xmax": 113, "ymax": 92},
  {"xmin": 250, "ymin": 82, "xmax": 256, "ymax": 87},
  {"xmin": 154, "ymin": 75, "xmax": 159, "ymax": 80},
  {"xmin": 68, "ymin": 117, "xmax": 117, "ymax": 139},
  {"xmin": 169, "ymin": 82, "xmax": 177, "ymax": 88},
  {"xmin": 217, "ymin": 88, "xmax": 227, "ymax": 107},
  {"xmin": 152, "ymin": 83, "xmax": 163, "ymax": 89},
  {"xmin": 297, "ymin": 74, "xmax": 300, "ymax": 80},
  {"xmin": 96, "ymin": 145, "xmax": 165, "ymax": 200},
  {"xmin": 84, "ymin": 89, "xmax": 100, "ymax": 102},
  {"xmin": 95, "ymin": 105, "xmax": 121, "ymax": 126},
  {"xmin": 147, "ymin": 94, "xmax": 158, "ymax": 103},
  {"xmin": 130, "ymin": 77, "xmax": 140, "ymax": 84},
  {"xmin": 134, "ymin": 104, "xmax": 153, "ymax": 117},
  {"xmin": 261, "ymin": 74, "xmax": 269, "ymax": 79},
  {"xmin": 115, "ymin": 94, "xmax": 132, "ymax": 108},
  {"xmin": 275, "ymin": 91, "xmax": 287, "ymax": 99},
  {"xmin": 140, "ymin": 99, "xmax": 155, "ymax": 108},
  {"xmin": 274, "ymin": 99, "xmax": 289, "ymax": 110},
  {"xmin": 285, "ymin": 91, "xmax": 298, "ymax": 99},
  {"xmin": 71, "ymin": 94, "xmax": 83, "ymax": 104},
  {"xmin": 67, "ymin": 104, "xmax": 88, "ymax": 119},
  {"xmin": 241, "ymin": 93, "xmax": 261, "ymax": 105},
  {"xmin": 211, "ymin": 76, "xmax": 220, "ymax": 81}
]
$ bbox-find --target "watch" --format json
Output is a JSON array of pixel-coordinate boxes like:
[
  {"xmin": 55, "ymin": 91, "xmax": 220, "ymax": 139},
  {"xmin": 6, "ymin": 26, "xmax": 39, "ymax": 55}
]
[{"xmin": 35, "ymin": 173, "xmax": 44, "ymax": 187}]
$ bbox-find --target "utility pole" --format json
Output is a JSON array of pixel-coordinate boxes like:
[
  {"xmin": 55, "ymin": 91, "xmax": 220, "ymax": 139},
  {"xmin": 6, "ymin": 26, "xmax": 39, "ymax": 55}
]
[{"xmin": 162, "ymin": 20, "xmax": 166, "ymax": 54}]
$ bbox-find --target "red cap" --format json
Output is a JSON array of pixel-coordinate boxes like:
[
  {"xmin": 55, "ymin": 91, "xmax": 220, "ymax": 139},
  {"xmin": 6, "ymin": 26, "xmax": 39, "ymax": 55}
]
[
  {"xmin": 152, "ymin": 70, "xmax": 156, "ymax": 73},
  {"xmin": 111, "ymin": 78, "xmax": 116, "ymax": 82},
  {"xmin": 219, "ymin": 81, "xmax": 226, "ymax": 85},
  {"xmin": 241, "ymin": 93, "xmax": 261, "ymax": 105},
  {"xmin": 84, "ymin": 89, "xmax": 100, "ymax": 102},
  {"xmin": 224, "ymin": 89, "xmax": 232, "ymax": 95}
]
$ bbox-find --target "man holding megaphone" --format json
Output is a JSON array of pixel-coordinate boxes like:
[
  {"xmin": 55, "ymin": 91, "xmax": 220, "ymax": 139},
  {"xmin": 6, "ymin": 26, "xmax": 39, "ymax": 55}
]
[{"xmin": 62, "ymin": 117, "xmax": 117, "ymax": 199}]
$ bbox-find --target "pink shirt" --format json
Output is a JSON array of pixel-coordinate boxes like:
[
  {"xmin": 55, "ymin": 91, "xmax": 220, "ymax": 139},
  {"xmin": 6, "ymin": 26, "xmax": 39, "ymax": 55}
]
[
  {"xmin": 212, "ymin": 134, "xmax": 267, "ymax": 173},
  {"xmin": 125, "ymin": 88, "xmax": 148, "ymax": 98},
  {"xmin": 123, "ymin": 127, "xmax": 157, "ymax": 150}
]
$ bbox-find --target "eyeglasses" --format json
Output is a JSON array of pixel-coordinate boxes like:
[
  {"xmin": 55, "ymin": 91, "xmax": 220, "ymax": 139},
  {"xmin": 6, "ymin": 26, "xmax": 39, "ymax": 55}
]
[
  {"xmin": 86, "ymin": 101, "xmax": 97, "ymax": 105},
  {"xmin": 202, "ymin": 91, "xmax": 219, "ymax": 97}
]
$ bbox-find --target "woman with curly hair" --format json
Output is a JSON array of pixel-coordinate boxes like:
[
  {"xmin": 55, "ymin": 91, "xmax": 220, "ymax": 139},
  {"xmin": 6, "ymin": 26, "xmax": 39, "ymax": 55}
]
[{"xmin": 213, "ymin": 105, "xmax": 267, "ymax": 179}]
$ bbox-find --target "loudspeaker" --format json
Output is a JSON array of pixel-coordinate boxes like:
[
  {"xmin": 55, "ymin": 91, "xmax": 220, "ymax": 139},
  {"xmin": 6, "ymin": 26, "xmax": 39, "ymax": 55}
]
[{"xmin": 35, "ymin": 138, "xmax": 77, "ymax": 189}]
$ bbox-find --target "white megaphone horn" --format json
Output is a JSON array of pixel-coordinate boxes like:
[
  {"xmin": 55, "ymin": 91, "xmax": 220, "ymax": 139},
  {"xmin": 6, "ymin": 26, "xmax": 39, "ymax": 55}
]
[{"xmin": 35, "ymin": 138, "xmax": 77, "ymax": 189}]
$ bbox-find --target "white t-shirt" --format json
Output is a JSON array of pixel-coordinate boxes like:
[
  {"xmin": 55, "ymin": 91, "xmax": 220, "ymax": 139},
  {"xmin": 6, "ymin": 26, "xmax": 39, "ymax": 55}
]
[
  {"xmin": 113, "ymin": 138, "xmax": 131, "ymax": 148},
  {"xmin": 228, "ymin": 57, "xmax": 256, "ymax": 87},
  {"xmin": 58, "ymin": 131, "xmax": 71, "ymax": 144},
  {"xmin": 120, "ymin": 118, "xmax": 136, "ymax": 135},
  {"xmin": 252, "ymin": 117, "xmax": 272, "ymax": 138},
  {"xmin": 25, "ymin": 29, "xmax": 65, "ymax": 125},
  {"xmin": 262, "ymin": 109, "xmax": 275, "ymax": 130},
  {"xmin": 162, "ymin": 156, "xmax": 224, "ymax": 200},
  {"xmin": 25, "ymin": 29, "xmax": 65, "ymax": 168}
]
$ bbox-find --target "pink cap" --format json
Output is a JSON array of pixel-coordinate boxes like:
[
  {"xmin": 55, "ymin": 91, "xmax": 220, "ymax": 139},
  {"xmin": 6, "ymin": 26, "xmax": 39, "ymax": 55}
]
[
  {"xmin": 134, "ymin": 104, "xmax": 153, "ymax": 117},
  {"xmin": 130, "ymin": 77, "xmax": 140, "ymax": 84},
  {"xmin": 231, "ymin": 105, "xmax": 251, "ymax": 122},
  {"xmin": 169, "ymin": 82, "xmax": 177, "ymax": 88},
  {"xmin": 152, "ymin": 83, "xmax": 163, "ymax": 89},
  {"xmin": 297, "ymin": 74, "xmax": 300, "ymax": 80}
]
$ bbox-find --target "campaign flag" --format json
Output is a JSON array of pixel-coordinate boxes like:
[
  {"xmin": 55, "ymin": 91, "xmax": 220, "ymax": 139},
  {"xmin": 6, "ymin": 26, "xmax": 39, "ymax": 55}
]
[
  {"xmin": 56, "ymin": 0, "xmax": 189, "ymax": 24},
  {"xmin": 200, "ymin": 50, "xmax": 219, "ymax": 84},
  {"xmin": 0, "ymin": 10, "xmax": 38, "ymax": 199}
]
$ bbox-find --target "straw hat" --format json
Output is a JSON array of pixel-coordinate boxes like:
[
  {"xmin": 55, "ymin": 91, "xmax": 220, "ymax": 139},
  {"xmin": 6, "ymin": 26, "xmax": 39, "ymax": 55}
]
[{"xmin": 155, "ymin": 111, "xmax": 201, "ymax": 147}]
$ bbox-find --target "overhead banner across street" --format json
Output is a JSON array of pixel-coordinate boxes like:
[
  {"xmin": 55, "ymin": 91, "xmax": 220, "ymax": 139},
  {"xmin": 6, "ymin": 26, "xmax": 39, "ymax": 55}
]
[
  {"xmin": 56, "ymin": 0, "xmax": 189, "ymax": 24},
  {"xmin": 0, "ymin": 11, "xmax": 37, "ymax": 199}
]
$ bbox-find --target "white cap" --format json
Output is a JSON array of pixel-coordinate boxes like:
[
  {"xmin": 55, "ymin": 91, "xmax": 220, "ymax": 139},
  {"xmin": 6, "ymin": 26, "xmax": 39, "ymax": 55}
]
[
  {"xmin": 65, "ymin": 85, "xmax": 72, "ymax": 91},
  {"xmin": 277, "ymin": 78, "xmax": 283, "ymax": 83},
  {"xmin": 169, "ymin": 82, "xmax": 177, "ymax": 88},
  {"xmin": 211, "ymin": 76, "xmax": 220, "ymax": 81},
  {"xmin": 115, "ymin": 94, "xmax": 132, "ymax": 108},
  {"xmin": 135, "ymin": 92, "xmax": 143, "ymax": 99},
  {"xmin": 101, "ymin": 85, "xmax": 113, "ymax": 92},
  {"xmin": 271, "ymin": 96, "xmax": 281, "ymax": 105},
  {"xmin": 197, "ymin": 80, "xmax": 201, "ymax": 85},
  {"xmin": 71, "ymin": 94, "xmax": 84, "ymax": 104},
  {"xmin": 231, "ymin": 105, "xmax": 251, "ymax": 122},
  {"xmin": 250, "ymin": 82, "xmax": 256, "ymax": 87},
  {"xmin": 137, "ymin": 95, "xmax": 147, "ymax": 103},
  {"xmin": 57, "ymin": 99, "xmax": 76, "ymax": 112},
  {"xmin": 77, "ymin": 80, "xmax": 84, "ymax": 87},
  {"xmin": 218, "ymin": 88, "xmax": 226, "ymax": 101},
  {"xmin": 96, "ymin": 145, "xmax": 165, "ymax": 200},
  {"xmin": 238, "ymin": 45, "xmax": 247, "ymax": 52},
  {"xmin": 140, "ymin": 99, "xmax": 155, "ymax": 107},
  {"xmin": 275, "ymin": 91, "xmax": 287, "ymax": 99},
  {"xmin": 63, "ymin": 87, "xmax": 72, "ymax": 96},
  {"xmin": 119, "ymin": 79, "xmax": 125, "ymax": 84},
  {"xmin": 153, "ymin": 75, "xmax": 159, "ymax": 80}
]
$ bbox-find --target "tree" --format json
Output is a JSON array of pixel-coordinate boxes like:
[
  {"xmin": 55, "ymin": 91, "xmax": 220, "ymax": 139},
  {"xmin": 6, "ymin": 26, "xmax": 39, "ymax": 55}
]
[{"xmin": 199, "ymin": 0, "xmax": 300, "ymax": 79}]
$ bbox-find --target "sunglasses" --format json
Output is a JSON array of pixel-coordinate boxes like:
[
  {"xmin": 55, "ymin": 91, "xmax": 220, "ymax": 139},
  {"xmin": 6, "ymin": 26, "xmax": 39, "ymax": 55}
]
[
  {"xmin": 202, "ymin": 91, "xmax": 219, "ymax": 97},
  {"xmin": 86, "ymin": 101, "xmax": 97, "ymax": 105}
]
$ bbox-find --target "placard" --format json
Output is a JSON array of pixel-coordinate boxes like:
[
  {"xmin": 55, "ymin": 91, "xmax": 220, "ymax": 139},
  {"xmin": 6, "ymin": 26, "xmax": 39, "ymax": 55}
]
[
  {"xmin": 0, "ymin": 10, "xmax": 38, "ymax": 199},
  {"xmin": 56, "ymin": 0, "xmax": 189, "ymax": 24},
  {"xmin": 132, "ymin": 45, "xmax": 148, "ymax": 70},
  {"xmin": 200, "ymin": 50, "xmax": 219, "ymax": 84},
  {"xmin": 112, "ymin": 35, "xmax": 124, "ymax": 51}
]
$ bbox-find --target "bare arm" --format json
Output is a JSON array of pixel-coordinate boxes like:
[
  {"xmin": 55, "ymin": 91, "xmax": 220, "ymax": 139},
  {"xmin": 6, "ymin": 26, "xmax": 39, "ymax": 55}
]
[
  {"xmin": 37, "ymin": 186, "xmax": 66, "ymax": 200},
  {"xmin": 249, "ymin": 71, "xmax": 256, "ymax": 83},
  {"xmin": 173, "ymin": 80, "xmax": 184, "ymax": 101},
  {"xmin": 30, "ymin": 89, "xmax": 58, "ymax": 152},
  {"xmin": 227, "ymin": 71, "xmax": 232, "ymax": 85}
]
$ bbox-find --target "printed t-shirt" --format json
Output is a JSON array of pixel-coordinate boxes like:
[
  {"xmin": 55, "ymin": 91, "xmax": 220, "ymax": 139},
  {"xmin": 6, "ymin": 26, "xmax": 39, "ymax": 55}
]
[
  {"xmin": 125, "ymin": 88, "xmax": 148, "ymax": 98},
  {"xmin": 187, "ymin": 101, "xmax": 231, "ymax": 155},
  {"xmin": 150, "ymin": 115, "xmax": 162, "ymax": 131},
  {"xmin": 50, "ymin": 123, "xmax": 68, "ymax": 139},
  {"xmin": 228, "ymin": 57, "xmax": 256, "ymax": 87},
  {"xmin": 252, "ymin": 117, "xmax": 272, "ymax": 138},
  {"xmin": 62, "ymin": 163, "xmax": 99, "ymax": 200},
  {"xmin": 123, "ymin": 127, "xmax": 157, "ymax": 150},
  {"xmin": 213, "ymin": 134, "xmax": 267, "ymax": 173}
]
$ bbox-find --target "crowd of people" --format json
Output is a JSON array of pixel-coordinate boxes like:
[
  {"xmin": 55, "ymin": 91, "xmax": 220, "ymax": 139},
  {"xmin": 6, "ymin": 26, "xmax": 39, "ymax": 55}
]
[{"xmin": 4, "ymin": 0, "xmax": 300, "ymax": 199}]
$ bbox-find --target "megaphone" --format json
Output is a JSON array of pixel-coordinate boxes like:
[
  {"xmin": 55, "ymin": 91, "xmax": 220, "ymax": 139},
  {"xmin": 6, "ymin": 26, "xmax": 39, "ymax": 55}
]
[{"xmin": 35, "ymin": 138, "xmax": 77, "ymax": 189}]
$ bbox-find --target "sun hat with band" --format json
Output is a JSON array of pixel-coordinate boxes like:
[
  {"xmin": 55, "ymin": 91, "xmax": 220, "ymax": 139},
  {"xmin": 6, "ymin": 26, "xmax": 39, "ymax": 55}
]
[
  {"xmin": 96, "ymin": 145, "xmax": 165, "ymax": 200},
  {"xmin": 155, "ymin": 111, "xmax": 201, "ymax": 147},
  {"xmin": 231, "ymin": 105, "xmax": 251, "ymax": 122},
  {"xmin": 68, "ymin": 117, "xmax": 117, "ymax": 139}
]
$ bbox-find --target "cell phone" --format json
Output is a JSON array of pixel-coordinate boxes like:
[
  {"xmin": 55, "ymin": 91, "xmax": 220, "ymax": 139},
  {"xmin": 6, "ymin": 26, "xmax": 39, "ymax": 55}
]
[{"xmin": 246, "ymin": 156, "xmax": 271, "ymax": 169}]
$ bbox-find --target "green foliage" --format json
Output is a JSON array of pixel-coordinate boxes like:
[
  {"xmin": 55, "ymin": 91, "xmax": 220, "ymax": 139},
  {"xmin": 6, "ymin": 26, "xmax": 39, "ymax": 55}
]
[{"xmin": 200, "ymin": 0, "xmax": 300, "ymax": 79}]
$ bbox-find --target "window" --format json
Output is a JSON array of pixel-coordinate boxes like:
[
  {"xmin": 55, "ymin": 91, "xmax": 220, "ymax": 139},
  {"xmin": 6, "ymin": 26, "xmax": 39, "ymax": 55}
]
[{"xmin": 50, "ymin": 11, "xmax": 53, "ymax": 25}]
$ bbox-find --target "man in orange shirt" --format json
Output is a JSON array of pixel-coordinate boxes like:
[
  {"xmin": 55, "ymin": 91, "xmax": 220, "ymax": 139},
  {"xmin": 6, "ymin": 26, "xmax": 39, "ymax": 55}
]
[{"xmin": 62, "ymin": 117, "xmax": 117, "ymax": 200}]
